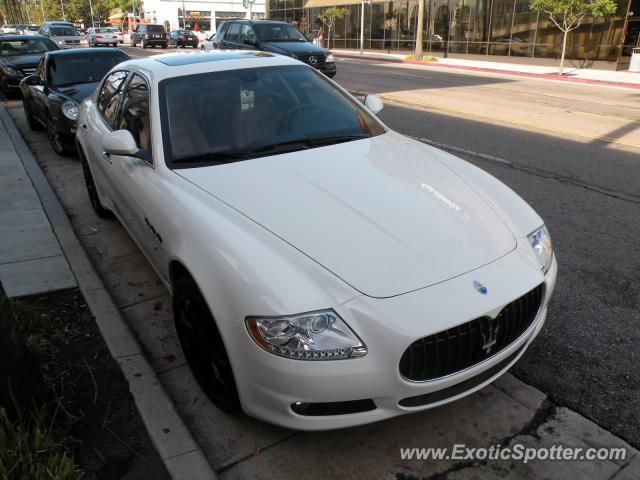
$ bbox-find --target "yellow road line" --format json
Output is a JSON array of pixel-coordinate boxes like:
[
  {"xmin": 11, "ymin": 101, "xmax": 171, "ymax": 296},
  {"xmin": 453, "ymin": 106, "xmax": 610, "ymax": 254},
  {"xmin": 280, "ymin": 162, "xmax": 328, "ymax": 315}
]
[{"xmin": 379, "ymin": 93, "xmax": 640, "ymax": 150}]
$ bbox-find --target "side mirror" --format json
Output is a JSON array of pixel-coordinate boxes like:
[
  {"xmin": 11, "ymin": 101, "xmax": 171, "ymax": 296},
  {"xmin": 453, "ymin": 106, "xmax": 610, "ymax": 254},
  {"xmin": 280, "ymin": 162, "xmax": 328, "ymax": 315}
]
[
  {"xmin": 101, "ymin": 130, "xmax": 139, "ymax": 156},
  {"xmin": 22, "ymin": 75, "xmax": 39, "ymax": 86},
  {"xmin": 364, "ymin": 94, "xmax": 384, "ymax": 114}
]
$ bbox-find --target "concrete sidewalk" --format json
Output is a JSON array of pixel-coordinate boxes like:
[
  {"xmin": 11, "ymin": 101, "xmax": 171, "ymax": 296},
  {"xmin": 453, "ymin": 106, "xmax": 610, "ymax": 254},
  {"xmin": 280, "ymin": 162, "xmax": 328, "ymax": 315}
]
[
  {"xmin": 0, "ymin": 102, "xmax": 216, "ymax": 480},
  {"xmin": 333, "ymin": 49, "xmax": 640, "ymax": 89},
  {"xmin": 0, "ymin": 109, "xmax": 76, "ymax": 297}
]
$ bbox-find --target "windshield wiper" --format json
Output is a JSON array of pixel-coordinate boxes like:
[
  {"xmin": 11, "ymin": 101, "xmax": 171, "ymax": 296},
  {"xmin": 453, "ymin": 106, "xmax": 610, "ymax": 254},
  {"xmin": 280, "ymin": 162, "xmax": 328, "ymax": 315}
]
[
  {"xmin": 171, "ymin": 151, "xmax": 248, "ymax": 165},
  {"xmin": 307, "ymin": 134, "xmax": 369, "ymax": 146}
]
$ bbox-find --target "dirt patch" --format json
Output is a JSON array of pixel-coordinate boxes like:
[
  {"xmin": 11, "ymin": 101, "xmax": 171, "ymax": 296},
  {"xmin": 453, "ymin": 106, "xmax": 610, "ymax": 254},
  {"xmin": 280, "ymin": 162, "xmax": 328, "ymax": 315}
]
[{"xmin": 5, "ymin": 286, "xmax": 170, "ymax": 480}]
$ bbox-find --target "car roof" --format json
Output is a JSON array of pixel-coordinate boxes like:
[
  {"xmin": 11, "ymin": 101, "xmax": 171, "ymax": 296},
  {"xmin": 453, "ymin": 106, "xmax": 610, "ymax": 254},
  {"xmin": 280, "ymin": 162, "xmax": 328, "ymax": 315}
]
[
  {"xmin": 0, "ymin": 34, "xmax": 49, "ymax": 41},
  {"xmin": 114, "ymin": 50, "xmax": 301, "ymax": 82},
  {"xmin": 46, "ymin": 47, "xmax": 128, "ymax": 57}
]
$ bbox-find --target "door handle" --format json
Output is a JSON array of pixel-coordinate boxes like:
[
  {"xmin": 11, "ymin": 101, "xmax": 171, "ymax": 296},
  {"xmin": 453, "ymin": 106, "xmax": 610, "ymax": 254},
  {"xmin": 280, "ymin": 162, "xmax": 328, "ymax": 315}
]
[
  {"xmin": 81, "ymin": 124, "xmax": 87, "ymax": 130},
  {"xmin": 101, "ymin": 151, "xmax": 112, "ymax": 163}
]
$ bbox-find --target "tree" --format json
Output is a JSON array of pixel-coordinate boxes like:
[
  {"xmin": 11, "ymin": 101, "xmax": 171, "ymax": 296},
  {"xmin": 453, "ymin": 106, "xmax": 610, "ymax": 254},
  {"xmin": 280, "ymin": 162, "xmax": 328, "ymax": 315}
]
[
  {"xmin": 414, "ymin": 0, "xmax": 425, "ymax": 59},
  {"xmin": 529, "ymin": 0, "xmax": 616, "ymax": 75},
  {"xmin": 317, "ymin": 7, "xmax": 349, "ymax": 49}
]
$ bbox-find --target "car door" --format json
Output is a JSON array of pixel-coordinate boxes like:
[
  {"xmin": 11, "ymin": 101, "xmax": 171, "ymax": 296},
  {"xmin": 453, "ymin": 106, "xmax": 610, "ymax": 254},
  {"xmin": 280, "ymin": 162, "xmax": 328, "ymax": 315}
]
[
  {"xmin": 109, "ymin": 73, "xmax": 169, "ymax": 277},
  {"xmin": 240, "ymin": 24, "xmax": 258, "ymax": 50},
  {"xmin": 84, "ymin": 70, "xmax": 130, "ymax": 212}
]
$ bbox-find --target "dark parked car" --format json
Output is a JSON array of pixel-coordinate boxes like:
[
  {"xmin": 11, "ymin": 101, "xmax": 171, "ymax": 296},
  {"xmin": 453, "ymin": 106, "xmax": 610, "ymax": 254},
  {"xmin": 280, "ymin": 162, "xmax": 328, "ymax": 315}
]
[
  {"xmin": 20, "ymin": 48, "xmax": 129, "ymax": 155},
  {"xmin": 0, "ymin": 35, "xmax": 58, "ymax": 97},
  {"xmin": 131, "ymin": 24, "xmax": 168, "ymax": 49},
  {"xmin": 210, "ymin": 20, "xmax": 336, "ymax": 78},
  {"xmin": 169, "ymin": 29, "xmax": 199, "ymax": 48}
]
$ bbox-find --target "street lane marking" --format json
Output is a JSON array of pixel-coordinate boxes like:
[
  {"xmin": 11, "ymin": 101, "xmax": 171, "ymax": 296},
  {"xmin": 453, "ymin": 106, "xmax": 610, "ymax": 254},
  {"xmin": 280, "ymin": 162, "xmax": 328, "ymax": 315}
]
[{"xmin": 380, "ymin": 93, "xmax": 640, "ymax": 150}]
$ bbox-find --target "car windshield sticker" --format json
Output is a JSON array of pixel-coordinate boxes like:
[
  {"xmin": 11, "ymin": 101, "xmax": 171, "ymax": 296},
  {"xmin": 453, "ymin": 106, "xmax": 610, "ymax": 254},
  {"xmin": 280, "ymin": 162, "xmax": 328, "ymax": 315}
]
[{"xmin": 240, "ymin": 89, "xmax": 254, "ymax": 112}]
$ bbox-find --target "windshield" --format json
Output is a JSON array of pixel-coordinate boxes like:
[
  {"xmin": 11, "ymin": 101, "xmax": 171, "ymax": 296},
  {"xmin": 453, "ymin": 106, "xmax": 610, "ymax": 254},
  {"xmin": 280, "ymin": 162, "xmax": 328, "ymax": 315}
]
[
  {"xmin": 254, "ymin": 23, "xmax": 307, "ymax": 42},
  {"xmin": 50, "ymin": 26, "xmax": 80, "ymax": 37},
  {"xmin": 0, "ymin": 38, "xmax": 56, "ymax": 57},
  {"xmin": 47, "ymin": 52, "xmax": 128, "ymax": 87},
  {"xmin": 94, "ymin": 28, "xmax": 111, "ymax": 33},
  {"xmin": 146, "ymin": 25, "xmax": 166, "ymax": 33},
  {"xmin": 159, "ymin": 65, "xmax": 385, "ymax": 168}
]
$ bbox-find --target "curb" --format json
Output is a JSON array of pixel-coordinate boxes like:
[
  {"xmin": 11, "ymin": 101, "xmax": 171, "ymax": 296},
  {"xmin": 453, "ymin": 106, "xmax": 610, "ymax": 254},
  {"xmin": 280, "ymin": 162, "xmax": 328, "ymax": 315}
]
[
  {"xmin": 0, "ymin": 103, "xmax": 218, "ymax": 480},
  {"xmin": 334, "ymin": 53, "xmax": 640, "ymax": 90}
]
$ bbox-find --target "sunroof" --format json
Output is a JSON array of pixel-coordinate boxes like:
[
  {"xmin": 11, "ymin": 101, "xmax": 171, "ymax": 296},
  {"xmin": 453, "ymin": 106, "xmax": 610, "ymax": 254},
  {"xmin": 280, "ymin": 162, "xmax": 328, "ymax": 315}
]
[{"xmin": 155, "ymin": 51, "xmax": 274, "ymax": 66}]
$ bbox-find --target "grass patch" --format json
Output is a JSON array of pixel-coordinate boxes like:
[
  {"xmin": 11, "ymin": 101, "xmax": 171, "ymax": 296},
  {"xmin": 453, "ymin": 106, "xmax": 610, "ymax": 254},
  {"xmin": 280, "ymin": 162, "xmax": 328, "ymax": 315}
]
[
  {"xmin": 0, "ymin": 293, "xmax": 83, "ymax": 479},
  {"xmin": 0, "ymin": 407, "xmax": 82, "ymax": 479},
  {"xmin": 404, "ymin": 54, "xmax": 439, "ymax": 62}
]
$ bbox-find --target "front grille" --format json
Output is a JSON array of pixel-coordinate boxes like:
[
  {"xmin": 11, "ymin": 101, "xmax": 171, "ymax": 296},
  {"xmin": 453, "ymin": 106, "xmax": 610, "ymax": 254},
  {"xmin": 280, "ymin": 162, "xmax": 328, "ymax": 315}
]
[
  {"xmin": 298, "ymin": 54, "xmax": 325, "ymax": 67},
  {"xmin": 65, "ymin": 40, "xmax": 80, "ymax": 44},
  {"xmin": 21, "ymin": 68, "xmax": 36, "ymax": 75},
  {"xmin": 399, "ymin": 284, "xmax": 544, "ymax": 382}
]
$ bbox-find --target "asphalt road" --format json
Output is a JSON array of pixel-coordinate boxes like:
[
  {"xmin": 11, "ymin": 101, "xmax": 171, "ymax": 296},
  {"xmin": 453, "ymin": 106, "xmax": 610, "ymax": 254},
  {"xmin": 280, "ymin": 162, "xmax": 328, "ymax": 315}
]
[
  {"xmin": 336, "ymin": 57, "xmax": 640, "ymax": 448},
  {"xmin": 17, "ymin": 45, "xmax": 640, "ymax": 448}
]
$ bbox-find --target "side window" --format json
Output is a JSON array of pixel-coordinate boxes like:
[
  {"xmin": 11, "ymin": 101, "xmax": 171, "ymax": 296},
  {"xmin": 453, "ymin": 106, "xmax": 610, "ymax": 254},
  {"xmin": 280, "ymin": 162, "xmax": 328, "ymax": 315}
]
[
  {"xmin": 216, "ymin": 22, "xmax": 230, "ymax": 40},
  {"xmin": 118, "ymin": 74, "xmax": 151, "ymax": 158},
  {"xmin": 98, "ymin": 71, "xmax": 129, "ymax": 128},
  {"xmin": 226, "ymin": 23, "xmax": 242, "ymax": 43},
  {"xmin": 241, "ymin": 24, "xmax": 256, "ymax": 43}
]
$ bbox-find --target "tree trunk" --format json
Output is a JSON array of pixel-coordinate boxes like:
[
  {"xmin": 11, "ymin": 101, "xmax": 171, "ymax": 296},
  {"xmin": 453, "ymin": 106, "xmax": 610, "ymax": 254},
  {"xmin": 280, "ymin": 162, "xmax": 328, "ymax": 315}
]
[
  {"xmin": 415, "ymin": 0, "xmax": 425, "ymax": 59},
  {"xmin": 559, "ymin": 29, "xmax": 568, "ymax": 75}
]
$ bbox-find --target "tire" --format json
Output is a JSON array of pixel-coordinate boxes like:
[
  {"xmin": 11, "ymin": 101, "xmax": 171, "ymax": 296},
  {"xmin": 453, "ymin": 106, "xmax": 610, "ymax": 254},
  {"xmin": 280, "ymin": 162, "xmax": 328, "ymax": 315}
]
[
  {"xmin": 173, "ymin": 276, "xmax": 241, "ymax": 413},
  {"xmin": 161, "ymin": 43, "xmax": 167, "ymax": 49},
  {"xmin": 23, "ymin": 99, "xmax": 42, "ymax": 131},
  {"xmin": 131, "ymin": 39, "xmax": 136, "ymax": 47},
  {"xmin": 80, "ymin": 150, "xmax": 110, "ymax": 218},
  {"xmin": 142, "ymin": 40, "xmax": 147, "ymax": 49},
  {"xmin": 200, "ymin": 45, "xmax": 205, "ymax": 51},
  {"xmin": 46, "ymin": 115, "xmax": 73, "ymax": 156}
]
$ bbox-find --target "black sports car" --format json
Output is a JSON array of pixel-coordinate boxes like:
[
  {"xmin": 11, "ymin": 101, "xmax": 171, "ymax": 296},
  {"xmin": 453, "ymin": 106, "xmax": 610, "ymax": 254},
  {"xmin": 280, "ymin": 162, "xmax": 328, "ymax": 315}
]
[
  {"xmin": 21, "ymin": 48, "xmax": 129, "ymax": 156},
  {"xmin": 0, "ymin": 35, "xmax": 58, "ymax": 97}
]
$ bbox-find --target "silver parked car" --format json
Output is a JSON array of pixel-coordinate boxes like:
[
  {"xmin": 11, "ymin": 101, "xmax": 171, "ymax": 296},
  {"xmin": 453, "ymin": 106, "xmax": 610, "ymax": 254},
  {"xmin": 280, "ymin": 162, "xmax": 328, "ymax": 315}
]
[
  {"xmin": 39, "ymin": 21, "xmax": 88, "ymax": 49},
  {"xmin": 87, "ymin": 27, "xmax": 121, "ymax": 47}
]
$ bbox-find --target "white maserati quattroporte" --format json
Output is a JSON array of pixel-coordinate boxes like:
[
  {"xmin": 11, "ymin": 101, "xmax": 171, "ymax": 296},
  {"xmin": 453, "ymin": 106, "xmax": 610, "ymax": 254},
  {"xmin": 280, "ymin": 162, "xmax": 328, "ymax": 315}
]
[{"xmin": 76, "ymin": 51, "xmax": 557, "ymax": 430}]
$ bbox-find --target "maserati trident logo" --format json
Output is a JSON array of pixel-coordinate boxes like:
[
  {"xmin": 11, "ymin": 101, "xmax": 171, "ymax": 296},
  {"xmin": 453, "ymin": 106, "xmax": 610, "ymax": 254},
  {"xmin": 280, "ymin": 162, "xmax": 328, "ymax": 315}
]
[
  {"xmin": 308, "ymin": 55, "xmax": 318, "ymax": 65},
  {"xmin": 473, "ymin": 280, "xmax": 488, "ymax": 295},
  {"xmin": 481, "ymin": 318, "xmax": 500, "ymax": 354}
]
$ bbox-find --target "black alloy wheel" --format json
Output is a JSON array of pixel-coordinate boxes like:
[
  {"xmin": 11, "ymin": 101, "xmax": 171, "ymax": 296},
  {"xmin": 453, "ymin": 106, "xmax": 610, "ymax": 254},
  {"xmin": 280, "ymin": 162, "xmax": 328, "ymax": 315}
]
[
  {"xmin": 46, "ymin": 115, "xmax": 72, "ymax": 156},
  {"xmin": 173, "ymin": 276, "xmax": 241, "ymax": 413},
  {"xmin": 80, "ymin": 151, "xmax": 110, "ymax": 218},
  {"xmin": 23, "ymin": 100, "xmax": 42, "ymax": 131}
]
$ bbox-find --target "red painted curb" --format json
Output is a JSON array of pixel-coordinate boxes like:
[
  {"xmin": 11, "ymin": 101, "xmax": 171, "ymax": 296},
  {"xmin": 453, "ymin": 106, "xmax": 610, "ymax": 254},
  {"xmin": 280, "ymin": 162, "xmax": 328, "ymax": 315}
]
[{"xmin": 335, "ymin": 53, "xmax": 640, "ymax": 90}]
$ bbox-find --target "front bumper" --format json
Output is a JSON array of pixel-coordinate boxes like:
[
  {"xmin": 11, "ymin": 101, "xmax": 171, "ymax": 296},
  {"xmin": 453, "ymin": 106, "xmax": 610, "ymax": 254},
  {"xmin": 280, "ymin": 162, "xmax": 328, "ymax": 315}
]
[
  {"xmin": 316, "ymin": 61, "xmax": 336, "ymax": 77},
  {"xmin": 228, "ymin": 244, "xmax": 557, "ymax": 430},
  {"xmin": 4, "ymin": 73, "xmax": 24, "ymax": 90}
]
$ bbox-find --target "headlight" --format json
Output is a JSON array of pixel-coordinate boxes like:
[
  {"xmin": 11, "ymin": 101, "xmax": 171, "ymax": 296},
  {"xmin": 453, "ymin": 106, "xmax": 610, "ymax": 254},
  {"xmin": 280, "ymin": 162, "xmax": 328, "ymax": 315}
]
[
  {"xmin": 528, "ymin": 225, "xmax": 553, "ymax": 274},
  {"xmin": 4, "ymin": 67, "xmax": 21, "ymax": 76},
  {"xmin": 61, "ymin": 100, "xmax": 79, "ymax": 120},
  {"xmin": 246, "ymin": 310, "xmax": 367, "ymax": 360},
  {"xmin": 326, "ymin": 53, "xmax": 335, "ymax": 62},
  {"xmin": 57, "ymin": 40, "xmax": 64, "ymax": 45}
]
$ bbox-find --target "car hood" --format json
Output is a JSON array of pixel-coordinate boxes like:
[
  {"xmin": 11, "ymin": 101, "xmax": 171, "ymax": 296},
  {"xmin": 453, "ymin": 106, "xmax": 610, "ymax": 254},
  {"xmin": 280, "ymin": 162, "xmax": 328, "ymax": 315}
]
[
  {"xmin": 2, "ymin": 54, "xmax": 42, "ymax": 69},
  {"xmin": 56, "ymin": 82, "xmax": 99, "ymax": 102},
  {"xmin": 176, "ymin": 132, "xmax": 517, "ymax": 298},
  {"xmin": 261, "ymin": 41, "xmax": 326, "ymax": 56}
]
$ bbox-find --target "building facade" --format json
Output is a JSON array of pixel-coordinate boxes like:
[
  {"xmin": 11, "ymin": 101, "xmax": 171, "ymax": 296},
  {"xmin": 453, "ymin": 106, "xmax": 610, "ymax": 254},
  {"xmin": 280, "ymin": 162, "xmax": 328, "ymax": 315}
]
[
  {"xmin": 140, "ymin": 0, "xmax": 266, "ymax": 36},
  {"xmin": 267, "ymin": 0, "xmax": 640, "ymax": 69}
]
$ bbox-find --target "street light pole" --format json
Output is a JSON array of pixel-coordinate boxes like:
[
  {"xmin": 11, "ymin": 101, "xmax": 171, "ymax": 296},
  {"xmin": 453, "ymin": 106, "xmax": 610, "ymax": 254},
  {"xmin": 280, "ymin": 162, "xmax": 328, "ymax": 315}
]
[
  {"xmin": 59, "ymin": 0, "xmax": 65, "ymax": 20},
  {"xmin": 88, "ymin": 0, "xmax": 95, "ymax": 27},
  {"xmin": 360, "ymin": 0, "xmax": 364, "ymax": 55},
  {"xmin": 182, "ymin": 0, "xmax": 186, "ymax": 28}
]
